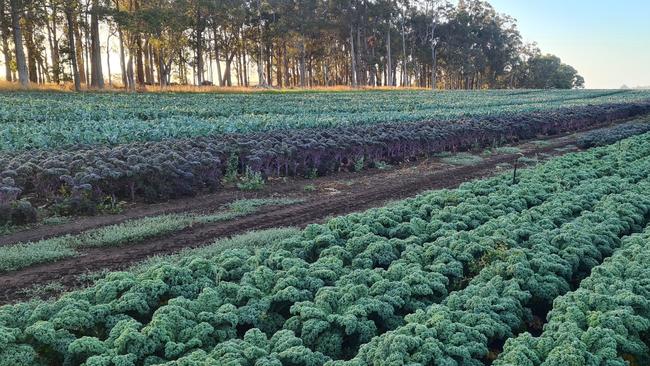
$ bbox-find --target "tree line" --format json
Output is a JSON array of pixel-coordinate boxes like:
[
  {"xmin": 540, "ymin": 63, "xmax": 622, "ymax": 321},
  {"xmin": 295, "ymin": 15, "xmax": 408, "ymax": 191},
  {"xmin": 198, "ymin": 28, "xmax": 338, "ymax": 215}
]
[{"xmin": 0, "ymin": 0, "xmax": 585, "ymax": 90}]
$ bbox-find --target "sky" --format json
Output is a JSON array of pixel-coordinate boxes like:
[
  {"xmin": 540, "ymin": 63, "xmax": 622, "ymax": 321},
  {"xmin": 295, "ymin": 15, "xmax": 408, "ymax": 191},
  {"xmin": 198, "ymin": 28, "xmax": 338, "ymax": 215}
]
[{"xmin": 488, "ymin": 0, "xmax": 650, "ymax": 89}]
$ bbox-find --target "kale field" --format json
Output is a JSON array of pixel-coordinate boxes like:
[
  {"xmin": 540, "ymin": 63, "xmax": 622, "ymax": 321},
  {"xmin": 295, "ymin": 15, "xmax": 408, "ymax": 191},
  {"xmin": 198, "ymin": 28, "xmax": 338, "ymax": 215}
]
[
  {"xmin": 2, "ymin": 89, "xmax": 649, "ymax": 150},
  {"xmin": 1, "ymin": 89, "xmax": 650, "ymax": 366}
]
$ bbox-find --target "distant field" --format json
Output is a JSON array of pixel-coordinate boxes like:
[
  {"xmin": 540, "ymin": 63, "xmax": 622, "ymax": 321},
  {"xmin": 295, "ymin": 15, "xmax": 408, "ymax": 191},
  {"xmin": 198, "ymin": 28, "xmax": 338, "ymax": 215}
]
[
  {"xmin": 1, "ymin": 89, "xmax": 649, "ymax": 150},
  {"xmin": 2, "ymin": 88, "xmax": 649, "ymax": 226}
]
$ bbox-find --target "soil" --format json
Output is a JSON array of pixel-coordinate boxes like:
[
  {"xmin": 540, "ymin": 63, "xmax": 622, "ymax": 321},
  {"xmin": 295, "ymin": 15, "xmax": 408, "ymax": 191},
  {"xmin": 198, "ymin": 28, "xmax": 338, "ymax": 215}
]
[{"xmin": 0, "ymin": 119, "xmax": 632, "ymax": 304}]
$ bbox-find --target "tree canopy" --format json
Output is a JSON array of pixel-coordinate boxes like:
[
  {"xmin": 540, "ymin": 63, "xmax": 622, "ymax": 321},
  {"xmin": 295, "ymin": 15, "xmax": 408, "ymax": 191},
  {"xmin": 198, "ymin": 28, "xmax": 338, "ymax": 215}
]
[{"xmin": 0, "ymin": 0, "xmax": 584, "ymax": 89}]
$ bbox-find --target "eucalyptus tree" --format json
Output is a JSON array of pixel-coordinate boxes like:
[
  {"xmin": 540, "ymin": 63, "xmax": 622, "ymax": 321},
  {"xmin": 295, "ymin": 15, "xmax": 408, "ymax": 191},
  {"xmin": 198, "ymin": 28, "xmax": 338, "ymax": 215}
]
[
  {"xmin": 9, "ymin": 0, "xmax": 28, "ymax": 86},
  {"xmin": 0, "ymin": 0, "xmax": 584, "ymax": 89},
  {"xmin": 0, "ymin": 0, "xmax": 13, "ymax": 81},
  {"xmin": 89, "ymin": 0, "xmax": 102, "ymax": 87},
  {"xmin": 64, "ymin": 0, "xmax": 80, "ymax": 90}
]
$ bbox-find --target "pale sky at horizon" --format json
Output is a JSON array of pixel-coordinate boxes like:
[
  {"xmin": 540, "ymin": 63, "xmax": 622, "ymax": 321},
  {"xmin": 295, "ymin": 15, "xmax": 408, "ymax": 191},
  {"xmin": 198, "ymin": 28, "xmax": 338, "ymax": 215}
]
[{"xmin": 488, "ymin": 0, "xmax": 650, "ymax": 89}]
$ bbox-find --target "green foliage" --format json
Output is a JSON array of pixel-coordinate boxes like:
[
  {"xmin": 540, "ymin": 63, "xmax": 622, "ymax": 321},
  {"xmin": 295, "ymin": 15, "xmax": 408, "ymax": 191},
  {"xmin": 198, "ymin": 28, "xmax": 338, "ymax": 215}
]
[
  {"xmin": 41, "ymin": 216, "xmax": 70, "ymax": 226},
  {"xmin": 226, "ymin": 198, "xmax": 303, "ymax": 215},
  {"xmin": 96, "ymin": 196, "xmax": 127, "ymax": 215},
  {"xmin": 223, "ymin": 154, "xmax": 240, "ymax": 184},
  {"xmin": 495, "ymin": 227, "xmax": 650, "ymax": 366},
  {"xmin": 0, "ymin": 198, "xmax": 300, "ymax": 272},
  {"xmin": 530, "ymin": 139, "xmax": 552, "ymax": 147},
  {"xmin": 353, "ymin": 157, "xmax": 365, "ymax": 172},
  {"xmin": 440, "ymin": 152, "xmax": 484, "ymax": 166},
  {"xmin": 0, "ymin": 238, "xmax": 78, "ymax": 273},
  {"xmin": 3, "ymin": 97, "xmax": 648, "ymax": 221},
  {"xmin": 236, "ymin": 168, "xmax": 265, "ymax": 191},
  {"xmin": 2, "ymin": 133, "xmax": 650, "ymax": 365},
  {"xmin": 578, "ymin": 117, "xmax": 650, "ymax": 148},
  {"xmin": 17, "ymin": 282, "xmax": 66, "ymax": 301},
  {"xmin": 0, "ymin": 200, "xmax": 37, "ymax": 227},
  {"xmin": 519, "ymin": 54, "xmax": 585, "ymax": 89},
  {"xmin": 493, "ymin": 146, "xmax": 522, "ymax": 154},
  {"xmin": 1, "ymin": 90, "xmax": 648, "ymax": 151},
  {"xmin": 130, "ymin": 228, "xmax": 301, "ymax": 277},
  {"xmin": 306, "ymin": 168, "xmax": 318, "ymax": 179},
  {"xmin": 518, "ymin": 156, "xmax": 539, "ymax": 165},
  {"xmin": 374, "ymin": 161, "xmax": 392, "ymax": 170},
  {"xmin": 303, "ymin": 184, "xmax": 316, "ymax": 192}
]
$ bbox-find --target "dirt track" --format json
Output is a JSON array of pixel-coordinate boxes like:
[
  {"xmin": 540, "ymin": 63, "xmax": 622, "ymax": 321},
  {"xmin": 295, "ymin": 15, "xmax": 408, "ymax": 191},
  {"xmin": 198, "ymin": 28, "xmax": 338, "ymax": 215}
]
[{"xmin": 0, "ymin": 132, "xmax": 583, "ymax": 304}]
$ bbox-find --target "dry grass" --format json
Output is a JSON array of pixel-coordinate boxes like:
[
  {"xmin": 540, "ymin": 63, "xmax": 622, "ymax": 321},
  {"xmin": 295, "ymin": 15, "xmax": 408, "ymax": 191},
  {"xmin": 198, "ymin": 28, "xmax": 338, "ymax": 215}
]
[
  {"xmin": 0, "ymin": 80, "xmax": 122, "ymax": 92},
  {"xmin": 0, "ymin": 80, "xmax": 431, "ymax": 94},
  {"xmin": 0, "ymin": 80, "xmax": 71, "ymax": 92}
]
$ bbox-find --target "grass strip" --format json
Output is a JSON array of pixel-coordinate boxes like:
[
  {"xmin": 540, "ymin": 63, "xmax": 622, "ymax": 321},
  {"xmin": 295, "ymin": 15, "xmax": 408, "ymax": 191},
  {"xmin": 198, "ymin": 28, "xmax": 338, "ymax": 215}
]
[{"xmin": 0, "ymin": 198, "xmax": 301, "ymax": 273}]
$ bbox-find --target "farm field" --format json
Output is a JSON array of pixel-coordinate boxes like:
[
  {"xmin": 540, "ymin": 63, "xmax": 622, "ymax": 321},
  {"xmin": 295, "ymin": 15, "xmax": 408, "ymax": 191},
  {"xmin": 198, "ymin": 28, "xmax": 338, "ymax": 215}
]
[
  {"xmin": 2, "ymin": 89, "xmax": 650, "ymax": 232},
  {"xmin": 2, "ymin": 0, "xmax": 649, "ymax": 361},
  {"xmin": 1, "ymin": 89, "xmax": 650, "ymax": 366},
  {"xmin": 2, "ymin": 125, "xmax": 650, "ymax": 365},
  {"xmin": 2, "ymin": 89, "xmax": 650, "ymax": 150}
]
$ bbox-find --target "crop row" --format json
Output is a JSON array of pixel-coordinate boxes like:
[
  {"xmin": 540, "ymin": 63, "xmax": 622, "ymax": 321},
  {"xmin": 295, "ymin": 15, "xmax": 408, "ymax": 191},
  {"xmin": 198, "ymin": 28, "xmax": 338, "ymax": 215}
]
[
  {"xmin": 346, "ymin": 181, "xmax": 650, "ymax": 365},
  {"xmin": 577, "ymin": 117, "xmax": 650, "ymax": 148},
  {"xmin": 2, "ymin": 101, "xmax": 649, "ymax": 225},
  {"xmin": 2, "ymin": 133, "xmax": 650, "ymax": 365},
  {"xmin": 0, "ymin": 198, "xmax": 302, "ymax": 273},
  {"xmin": 495, "ymin": 225, "xmax": 650, "ymax": 366},
  {"xmin": 2, "ymin": 89, "xmax": 649, "ymax": 151}
]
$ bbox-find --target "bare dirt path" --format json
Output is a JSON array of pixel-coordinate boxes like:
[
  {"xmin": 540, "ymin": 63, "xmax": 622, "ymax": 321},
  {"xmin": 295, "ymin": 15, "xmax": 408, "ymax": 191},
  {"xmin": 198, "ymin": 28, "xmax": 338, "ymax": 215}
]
[{"xmin": 0, "ymin": 132, "xmax": 581, "ymax": 304}]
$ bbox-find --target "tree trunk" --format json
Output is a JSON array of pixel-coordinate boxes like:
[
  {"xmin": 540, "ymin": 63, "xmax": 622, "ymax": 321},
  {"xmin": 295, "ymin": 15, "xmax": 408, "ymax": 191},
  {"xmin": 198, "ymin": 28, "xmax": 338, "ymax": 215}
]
[
  {"xmin": 38, "ymin": 52, "xmax": 51, "ymax": 83},
  {"xmin": 223, "ymin": 52, "xmax": 233, "ymax": 86},
  {"xmin": 178, "ymin": 50, "xmax": 186, "ymax": 84},
  {"xmin": 255, "ymin": 0, "xmax": 265, "ymax": 87},
  {"xmin": 143, "ymin": 38, "xmax": 151, "ymax": 84},
  {"xmin": 118, "ymin": 29, "xmax": 127, "ymax": 87},
  {"xmin": 0, "ymin": 31, "xmax": 10, "ymax": 82},
  {"xmin": 23, "ymin": 16, "xmax": 37, "ymax": 83},
  {"xmin": 299, "ymin": 38, "xmax": 306, "ymax": 87},
  {"xmin": 127, "ymin": 52, "xmax": 135, "ymax": 90},
  {"xmin": 400, "ymin": 14, "xmax": 407, "ymax": 86},
  {"xmin": 25, "ymin": 38, "xmax": 38, "ymax": 83},
  {"xmin": 386, "ymin": 20, "xmax": 392, "ymax": 87},
  {"xmin": 212, "ymin": 26, "xmax": 222, "ymax": 86},
  {"xmin": 0, "ymin": 0, "xmax": 12, "ymax": 82},
  {"xmin": 156, "ymin": 48, "xmax": 164, "ymax": 87},
  {"xmin": 207, "ymin": 46, "xmax": 213, "ymax": 83},
  {"xmin": 349, "ymin": 25, "xmax": 357, "ymax": 87},
  {"xmin": 136, "ymin": 37, "xmax": 144, "ymax": 85},
  {"xmin": 357, "ymin": 27, "xmax": 365, "ymax": 86},
  {"xmin": 214, "ymin": 46, "xmax": 222, "ymax": 86},
  {"xmin": 65, "ymin": 6, "xmax": 80, "ymax": 91},
  {"xmin": 73, "ymin": 16, "xmax": 86, "ymax": 84},
  {"xmin": 235, "ymin": 48, "xmax": 241, "ymax": 86},
  {"xmin": 48, "ymin": 2, "xmax": 61, "ymax": 83},
  {"xmin": 242, "ymin": 46, "xmax": 248, "ymax": 86},
  {"xmin": 195, "ymin": 16, "xmax": 203, "ymax": 85},
  {"xmin": 83, "ymin": 4, "xmax": 90, "ymax": 84},
  {"xmin": 90, "ymin": 0, "xmax": 104, "ymax": 88},
  {"xmin": 148, "ymin": 42, "xmax": 155, "ymax": 83},
  {"xmin": 106, "ymin": 33, "xmax": 111, "ymax": 86},
  {"xmin": 307, "ymin": 57, "xmax": 312, "ymax": 86},
  {"xmin": 276, "ymin": 44, "xmax": 281, "ymax": 87},
  {"xmin": 9, "ymin": 0, "xmax": 28, "ymax": 87},
  {"xmin": 266, "ymin": 45, "xmax": 272, "ymax": 86},
  {"xmin": 431, "ymin": 45, "xmax": 436, "ymax": 90},
  {"xmin": 282, "ymin": 42, "xmax": 289, "ymax": 87}
]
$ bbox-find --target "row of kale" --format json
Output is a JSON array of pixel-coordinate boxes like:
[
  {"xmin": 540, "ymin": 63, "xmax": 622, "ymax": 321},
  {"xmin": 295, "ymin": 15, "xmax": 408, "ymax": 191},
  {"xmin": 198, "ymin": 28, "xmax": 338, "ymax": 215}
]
[{"xmin": 1, "ymin": 101, "xmax": 648, "ymax": 223}]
